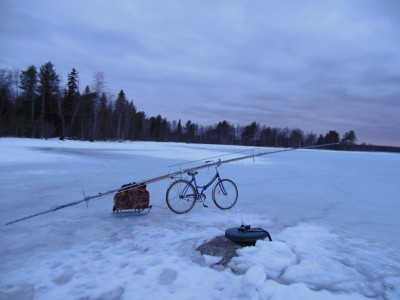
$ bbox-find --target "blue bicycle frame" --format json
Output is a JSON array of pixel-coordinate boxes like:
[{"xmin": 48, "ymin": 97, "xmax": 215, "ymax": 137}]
[{"xmin": 182, "ymin": 171, "xmax": 227, "ymax": 200}]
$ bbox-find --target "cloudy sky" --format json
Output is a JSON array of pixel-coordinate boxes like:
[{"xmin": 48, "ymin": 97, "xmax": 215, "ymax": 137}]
[{"xmin": 1, "ymin": 0, "xmax": 400, "ymax": 146}]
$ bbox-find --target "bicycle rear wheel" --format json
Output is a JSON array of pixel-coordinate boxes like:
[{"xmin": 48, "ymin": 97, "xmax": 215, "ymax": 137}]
[
  {"xmin": 166, "ymin": 179, "xmax": 196, "ymax": 214},
  {"xmin": 212, "ymin": 179, "xmax": 238, "ymax": 209}
]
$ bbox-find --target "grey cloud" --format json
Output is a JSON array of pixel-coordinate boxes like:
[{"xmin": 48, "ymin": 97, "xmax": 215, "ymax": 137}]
[{"xmin": 1, "ymin": 0, "xmax": 400, "ymax": 146}]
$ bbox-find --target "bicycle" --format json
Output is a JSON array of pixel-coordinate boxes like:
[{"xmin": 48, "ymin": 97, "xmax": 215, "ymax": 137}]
[{"xmin": 166, "ymin": 160, "xmax": 238, "ymax": 214}]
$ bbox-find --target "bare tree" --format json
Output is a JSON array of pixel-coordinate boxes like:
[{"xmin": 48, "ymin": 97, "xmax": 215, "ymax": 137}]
[{"xmin": 91, "ymin": 71, "xmax": 105, "ymax": 139}]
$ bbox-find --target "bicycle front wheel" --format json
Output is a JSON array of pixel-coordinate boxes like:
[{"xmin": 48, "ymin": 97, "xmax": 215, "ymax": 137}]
[
  {"xmin": 212, "ymin": 179, "xmax": 238, "ymax": 209},
  {"xmin": 166, "ymin": 179, "xmax": 196, "ymax": 214}
]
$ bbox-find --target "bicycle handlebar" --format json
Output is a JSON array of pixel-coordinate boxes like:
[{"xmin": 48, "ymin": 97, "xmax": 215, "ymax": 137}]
[{"xmin": 205, "ymin": 159, "xmax": 221, "ymax": 166}]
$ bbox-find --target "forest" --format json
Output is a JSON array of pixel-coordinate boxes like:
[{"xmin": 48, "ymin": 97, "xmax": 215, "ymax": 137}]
[{"xmin": 0, "ymin": 61, "xmax": 377, "ymax": 151}]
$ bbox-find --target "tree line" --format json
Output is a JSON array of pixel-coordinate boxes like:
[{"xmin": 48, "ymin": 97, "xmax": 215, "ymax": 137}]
[{"xmin": 1, "ymin": 62, "xmax": 358, "ymax": 149}]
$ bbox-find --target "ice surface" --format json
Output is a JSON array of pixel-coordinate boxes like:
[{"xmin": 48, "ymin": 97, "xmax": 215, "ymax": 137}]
[{"xmin": 0, "ymin": 138, "xmax": 399, "ymax": 299}]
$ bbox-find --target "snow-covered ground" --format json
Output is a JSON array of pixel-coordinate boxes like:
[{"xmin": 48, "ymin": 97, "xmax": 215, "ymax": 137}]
[{"xmin": 1, "ymin": 138, "xmax": 399, "ymax": 300}]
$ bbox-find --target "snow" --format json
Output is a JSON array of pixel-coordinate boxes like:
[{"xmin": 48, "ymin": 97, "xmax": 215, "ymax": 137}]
[{"xmin": 0, "ymin": 137, "xmax": 399, "ymax": 300}]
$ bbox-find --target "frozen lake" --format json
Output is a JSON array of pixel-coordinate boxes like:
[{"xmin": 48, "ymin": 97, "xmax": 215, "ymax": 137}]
[{"xmin": 1, "ymin": 138, "xmax": 399, "ymax": 299}]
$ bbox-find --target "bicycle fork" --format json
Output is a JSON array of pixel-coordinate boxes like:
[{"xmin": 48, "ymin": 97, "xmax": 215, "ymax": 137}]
[{"xmin": 215, "ymin": 180, "xmax": 228, "ymax": 196}]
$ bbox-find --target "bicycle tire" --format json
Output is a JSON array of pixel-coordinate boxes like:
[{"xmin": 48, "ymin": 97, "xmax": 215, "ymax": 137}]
[
  {"xmin": 166, "ymin": 179, "xmax": 196, "ymax": 214},
  {"xmin": 212, "ymin": 179, "xmax": 238, "ymax": 210}
]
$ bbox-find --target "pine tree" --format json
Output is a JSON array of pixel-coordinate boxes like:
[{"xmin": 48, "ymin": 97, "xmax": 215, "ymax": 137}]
[
  {"xmin": 342, "ymin": 130, "xmax": 357, "ymax": 145},
  {"xmin": 114, "ymin": 90, "xmax": 128, "ymax": 140},
  {"xmin": 80, "ymin": 86, "xmax": 96, "ymax": 140},
  {"xmin": 289, "ymin": 128, "xmax": 304, "ymax": 148},
  {"xmin": 19, "ymin": 65, "xmax": 38, "ymax": 137},
  {"xmin": 0, "ymin": 69, "xmax": 16, "ymax": 135},
  {"xmin": 241, "ymin": 122, "xmax": 259, "ymax": 145},
  {"xmin": 97, "ymin": 92, "xmax": 109, "ymax": 140},
  {"xmin": 38, "ymin": 62, "xmax": 60, "ymax": 138},
  {"xmin": 134, "ymin": 111, "xmax": 145, "ymax": 140},
  {"xmin": 216, "ymin": 120, "xmax": 234, "ymax": 144},
  {"xmin": 324, "ymin": 130, "xmax": 340, "ymax": 144},
  {"xmin": 185, "ymin": 120, "xmax": 197, "ymax": 143},
  {"xmin": 175, "ymin": 119, "xmax": 183, "ymax": 142},
  {"xmin": 317, "ymin": 134, "xmax": 324, "ymax": 145},
  {"xmin": 64, "ymin": 68, "xmax": 80, "ymax": 137}
]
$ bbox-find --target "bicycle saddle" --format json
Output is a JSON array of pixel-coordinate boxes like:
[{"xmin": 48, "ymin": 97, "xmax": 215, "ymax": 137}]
[{"xmin": 187, "ymin": 171, "xmax": 198, "ymax": 176}]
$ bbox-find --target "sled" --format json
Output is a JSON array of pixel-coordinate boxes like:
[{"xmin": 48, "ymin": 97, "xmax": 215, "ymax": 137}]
[
  {"xmin": 112, "ymin": 205, "xmax": 152, "ymax": 217},
  {"xmin": 225, "ymin": 225, "xmax": 272, "ymax": 244}
]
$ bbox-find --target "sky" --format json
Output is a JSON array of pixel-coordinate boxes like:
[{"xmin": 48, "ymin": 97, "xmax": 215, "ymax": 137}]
[{"xmin": 1, "ymin": 0, "xmax": 400, "ymax": 146}]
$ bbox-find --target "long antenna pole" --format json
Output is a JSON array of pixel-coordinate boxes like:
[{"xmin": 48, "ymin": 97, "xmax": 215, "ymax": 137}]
[{"xmin": 5, "ymin": 142, "xmax": 340, "ymax": 225}]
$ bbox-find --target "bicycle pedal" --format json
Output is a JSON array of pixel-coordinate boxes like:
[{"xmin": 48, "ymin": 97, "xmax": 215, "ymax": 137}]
[{"xmin": 203, "ymin": 204, "xmax": 208, "ymax": 208}]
